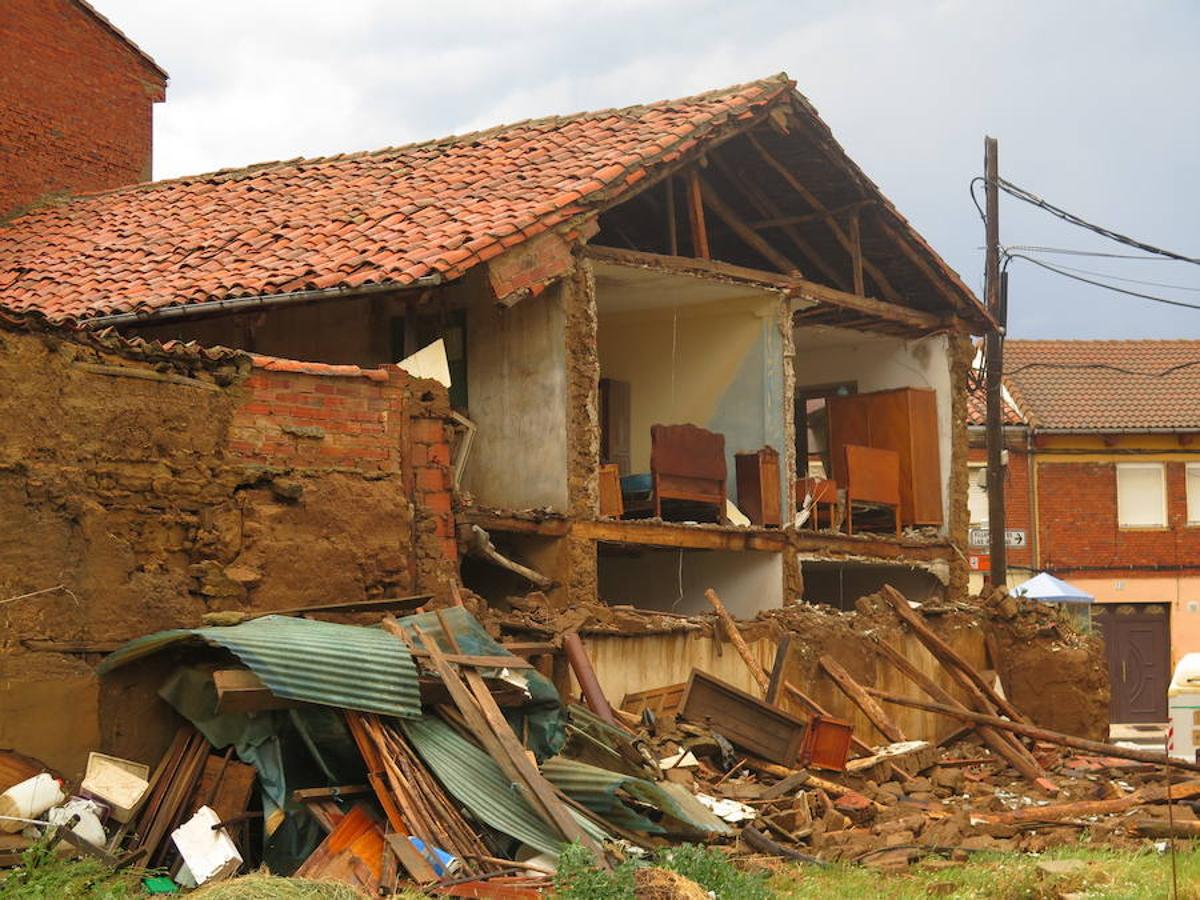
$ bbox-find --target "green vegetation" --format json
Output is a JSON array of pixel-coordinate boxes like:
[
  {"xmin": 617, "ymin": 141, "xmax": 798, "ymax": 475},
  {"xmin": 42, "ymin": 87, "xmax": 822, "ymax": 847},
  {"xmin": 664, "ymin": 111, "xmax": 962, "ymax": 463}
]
[
  {"xmin": 553, "ymin": 841, "xmax": 772, "ymax": 899},
  {"xmin": 772, "ymin": 845, "xmax": 1200, "ymax": 899},
  {"xmin": 0, "ymin": 843, "xmax": 142, "ymax": 899}
]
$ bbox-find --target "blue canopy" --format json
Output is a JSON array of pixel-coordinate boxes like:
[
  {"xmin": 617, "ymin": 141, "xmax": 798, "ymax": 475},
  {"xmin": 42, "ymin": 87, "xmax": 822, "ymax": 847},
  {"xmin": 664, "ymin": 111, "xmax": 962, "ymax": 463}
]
[{"xmin": 1012, "ymin": 572, "xmax": 1094, "ymax": 604}]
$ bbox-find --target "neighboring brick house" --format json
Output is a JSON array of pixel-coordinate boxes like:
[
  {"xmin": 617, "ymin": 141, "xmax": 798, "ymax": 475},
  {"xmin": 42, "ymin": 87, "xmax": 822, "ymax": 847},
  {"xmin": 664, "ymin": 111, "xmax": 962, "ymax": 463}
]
[
  {"xmin": 969, "ymin": 340, "xmax": 1200, "ymax": 723},
  {"xmin": 0, "ymin": 0, "xmax": 166, "ymax": 217}
]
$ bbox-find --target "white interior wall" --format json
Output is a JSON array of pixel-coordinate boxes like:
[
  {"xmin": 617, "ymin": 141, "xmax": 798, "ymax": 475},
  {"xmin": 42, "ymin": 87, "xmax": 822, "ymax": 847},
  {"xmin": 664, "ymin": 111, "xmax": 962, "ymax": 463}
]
[
  {"xmin": 598, "ymin": 547, "xmax": 783, "ymax": 616},
  {"xmin": 792, "ymin": 326, "xmax": 954, "ymax": 530},
  {"xmin": 463, "ymin": 282, "xmax": 569, "ymax": 510}
]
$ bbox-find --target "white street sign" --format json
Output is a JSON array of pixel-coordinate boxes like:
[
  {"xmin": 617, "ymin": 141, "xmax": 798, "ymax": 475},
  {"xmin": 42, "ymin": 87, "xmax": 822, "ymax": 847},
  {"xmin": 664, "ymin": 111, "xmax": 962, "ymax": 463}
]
[{"xmin": 968, "ymin": 528, "xmax": 1026, "ymax": 549}]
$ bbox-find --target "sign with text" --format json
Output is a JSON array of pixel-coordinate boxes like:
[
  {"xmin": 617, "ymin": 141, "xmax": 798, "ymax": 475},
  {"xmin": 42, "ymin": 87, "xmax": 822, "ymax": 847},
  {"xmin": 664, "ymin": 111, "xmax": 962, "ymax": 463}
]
[{"xmin": 968, "ymin": 528, "xmax": 1026, "ymax": 549}]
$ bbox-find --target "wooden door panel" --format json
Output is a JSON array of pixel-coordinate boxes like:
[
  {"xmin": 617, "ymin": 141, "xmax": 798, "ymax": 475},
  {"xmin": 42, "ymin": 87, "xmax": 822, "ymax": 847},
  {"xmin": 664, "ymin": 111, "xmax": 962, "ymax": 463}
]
[{"xmin": 1095, "ymin": 604, "xmax": 1170, "ymax": 723}]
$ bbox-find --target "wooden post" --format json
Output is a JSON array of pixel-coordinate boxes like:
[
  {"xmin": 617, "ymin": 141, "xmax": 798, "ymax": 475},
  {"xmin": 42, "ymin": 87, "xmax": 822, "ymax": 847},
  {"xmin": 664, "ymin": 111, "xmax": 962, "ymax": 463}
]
[
  {"xmin": 849, "ymin": 211, "xmax": 865, "ymax": 296},
  {"xmin": 765, "ymin": 634, "xmax": 791, "ymax": 706},
  {"xmin": 687, "ymin": 168, "xmax": 710, "ymax": 259},
  {"xmin": 984, "ymin": 135, "xmax": 1008, "ymax": 587},
  {"xmin": 666, "ymin": 177, "xmax": 678, "ymax": 256}
]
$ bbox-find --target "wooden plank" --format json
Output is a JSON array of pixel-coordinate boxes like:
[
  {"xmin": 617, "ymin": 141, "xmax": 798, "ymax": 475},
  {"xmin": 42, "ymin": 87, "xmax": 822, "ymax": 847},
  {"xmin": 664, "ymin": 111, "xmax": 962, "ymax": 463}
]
[
  {"xmin": 411, "ymin": 627, "xmax": 604, "ymax": 860},
  {"xmin": 765, "ymin": 634, "xmax": 791, "ymax": 706},
  {"xmin": 574, "ymin": 517, "xmax": 786, "ymax": 552},
  {"xmin": 295, "ymin": 803, "xmax": 385, "ymax": 892},
  {"xmin": 620, "ymin": 683, "xmax": 687, "ymax": 717},
  {"xmin": 666, "ymin": 177, "xmax": 678, "ymax": 256},
  {"xmin": 697, "ymin": 175, "xmax": 799, "ymax": 274},
  {"xmin": 407, "ymin": 650, "xmax": 535, "ymax": 669},
  {"xmin": 213, "ymin": 669, "xmax": 298, "ymax": 713},
  {"xmin": 818, "ymin": 655, "xmax": 906, "ymax": 743},
  {"xmin": 680, "ymin": 670, "xmax": 807, "ymax": 766}
]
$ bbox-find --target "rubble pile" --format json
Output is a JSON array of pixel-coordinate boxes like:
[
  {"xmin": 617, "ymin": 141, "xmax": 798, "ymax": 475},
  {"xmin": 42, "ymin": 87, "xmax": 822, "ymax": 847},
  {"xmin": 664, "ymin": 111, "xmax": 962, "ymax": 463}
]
[{"xmin": 0, "ymin": 584, "xmax": 1186, "ymax": 893}]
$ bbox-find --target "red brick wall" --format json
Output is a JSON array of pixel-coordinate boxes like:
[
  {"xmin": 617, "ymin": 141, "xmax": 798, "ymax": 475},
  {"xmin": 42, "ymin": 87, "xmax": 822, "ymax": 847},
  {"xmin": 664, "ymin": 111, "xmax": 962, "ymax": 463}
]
[
  {"xmin": 1038, "ymin": 460, "xmax": 1200, "ymax": 576},
  {"xmin": 967, "ymin": 443, "xmax": 1034, "ymax": 569},
  {"xmin": 0, "ymin": 0, "xmax": 166, "ymax": 216},
  {"xmin": 229, "ymin": 359, "xmax": 457, "ymax": 564}
]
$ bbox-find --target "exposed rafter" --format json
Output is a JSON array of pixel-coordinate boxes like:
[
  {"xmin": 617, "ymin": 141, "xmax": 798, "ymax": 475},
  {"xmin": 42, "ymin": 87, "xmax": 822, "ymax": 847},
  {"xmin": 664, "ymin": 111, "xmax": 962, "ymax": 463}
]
[
  {"xmin": 746, "ymin": 132, "xmax": 904, "ymax": 305},
  {"xmin": 696, "ymin": 175, "xmax": 800, "ymax": 275}
]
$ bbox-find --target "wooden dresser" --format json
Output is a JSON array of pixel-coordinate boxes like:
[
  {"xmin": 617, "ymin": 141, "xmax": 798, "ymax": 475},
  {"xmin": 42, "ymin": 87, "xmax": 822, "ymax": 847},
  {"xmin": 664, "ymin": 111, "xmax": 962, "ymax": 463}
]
[{"xmin": 826, "ymin": 387, "xmax": 942, "ymax": 526}]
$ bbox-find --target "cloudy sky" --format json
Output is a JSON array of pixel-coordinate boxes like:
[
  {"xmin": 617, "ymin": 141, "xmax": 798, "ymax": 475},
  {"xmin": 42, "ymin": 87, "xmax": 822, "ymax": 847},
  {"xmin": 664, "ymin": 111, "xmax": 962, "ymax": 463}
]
[{"xmin": 103, "ymin": 0, "xmax": 1200, "ymax": 339}]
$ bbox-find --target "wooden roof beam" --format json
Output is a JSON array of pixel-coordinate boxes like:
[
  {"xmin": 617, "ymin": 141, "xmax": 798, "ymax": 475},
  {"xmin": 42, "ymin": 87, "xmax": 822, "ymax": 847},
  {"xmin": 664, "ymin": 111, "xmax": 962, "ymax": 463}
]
[
  {"xmin": 710, "ymin": 151, "xmax": 853, "ymax": 292},
  {"xmin": 696, "ymin": 174, "xmax": 799, "ymax": 275},
  {"xmin": 746, "ymin": 132, "xmax": 904, "ymax": 305}
]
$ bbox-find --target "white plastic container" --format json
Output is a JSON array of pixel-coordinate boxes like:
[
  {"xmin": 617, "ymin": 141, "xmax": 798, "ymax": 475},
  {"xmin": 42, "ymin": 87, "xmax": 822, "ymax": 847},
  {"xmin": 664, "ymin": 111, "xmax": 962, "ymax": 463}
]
[
  {"xmin": 1167, "ymin": 652, "xmax": 1200, "ymax": 762},
  {"xmin": 172, "ymin": 806, "xmax": 242, "ymax": 885},
  {"xmin": 81, "ymin": 752, "xmax": 150, "ymax": 824},
  {"xmin": 0, "ymin": 773, "xmax": 65, "ymax": 832}
]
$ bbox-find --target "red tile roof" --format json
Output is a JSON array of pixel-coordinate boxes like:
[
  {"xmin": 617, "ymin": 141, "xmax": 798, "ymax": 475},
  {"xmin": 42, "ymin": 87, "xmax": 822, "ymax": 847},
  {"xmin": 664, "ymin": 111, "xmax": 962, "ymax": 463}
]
[
  {"xmin": 966, "ymin": 383, "xmax": 1024, "ymax": 427},
  {"xmin": 0, "ymin": 76, "xmax": 794, "ymax": 322},
  {"xmin": 997, "ymin": 340, "xmax": 1200, "ymax": 431}
]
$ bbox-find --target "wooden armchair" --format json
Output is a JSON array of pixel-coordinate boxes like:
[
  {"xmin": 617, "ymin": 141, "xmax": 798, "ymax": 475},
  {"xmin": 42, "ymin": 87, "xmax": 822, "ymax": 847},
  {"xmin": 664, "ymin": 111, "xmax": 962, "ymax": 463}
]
[
  {"xmin": 844, "ymin": 444, "xmax": 901, "ymax": 536},
  {"xmin": 647, "ymin": 424, "xmax": 727, "ymax": 523}
]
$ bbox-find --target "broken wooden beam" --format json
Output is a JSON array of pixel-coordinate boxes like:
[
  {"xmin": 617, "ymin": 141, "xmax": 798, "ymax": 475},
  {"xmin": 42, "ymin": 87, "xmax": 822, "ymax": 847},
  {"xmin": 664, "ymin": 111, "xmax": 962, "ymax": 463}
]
[
  {"xmin": 705, "ymin": 588, "xmax": 769, "ymax": 693},
  {"xmin": 818, "ymin": 655, "xmax": 906, "ymax": 744},
  {"xmin": 866, "ymin": 687, "xmax": 1200, "ymax": 774}
]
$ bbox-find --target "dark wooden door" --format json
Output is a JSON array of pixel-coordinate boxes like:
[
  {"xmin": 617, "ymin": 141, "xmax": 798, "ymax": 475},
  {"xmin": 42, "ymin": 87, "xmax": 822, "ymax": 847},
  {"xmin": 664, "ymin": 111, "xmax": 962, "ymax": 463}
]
[{"xmin": 1094, "ymin": 603, "xmax": 1171, "ymax": 723}]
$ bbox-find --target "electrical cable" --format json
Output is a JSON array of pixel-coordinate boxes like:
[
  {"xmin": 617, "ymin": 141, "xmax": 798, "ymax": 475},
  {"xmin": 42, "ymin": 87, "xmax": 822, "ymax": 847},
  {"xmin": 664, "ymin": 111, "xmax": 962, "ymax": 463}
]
[
  {"xmin": 998, "ymin": 178, "xmax": 1200, "ymax": 265},
  {"xmin": 1003, "ymin": 244, "xmax": 1172, "ymax": 261},
  {"xmin": 1018, "ymin": 258, "xmax": 1200, "ymax": 292},
  {"xmin": 1005, "ymin": 253, "xmax": 1200, "ymax": 311},
  {"xmin": 1004, "ymin": 360, "xmax": 1200, "ymax": 378}
]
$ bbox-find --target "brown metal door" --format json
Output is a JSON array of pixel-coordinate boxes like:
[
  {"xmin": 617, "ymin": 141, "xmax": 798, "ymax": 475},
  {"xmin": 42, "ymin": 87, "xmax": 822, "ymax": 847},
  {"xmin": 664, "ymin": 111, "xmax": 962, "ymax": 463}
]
[{"xmin": 1094, "ymin": 603, "xmax": 1171, "ymax": 723}]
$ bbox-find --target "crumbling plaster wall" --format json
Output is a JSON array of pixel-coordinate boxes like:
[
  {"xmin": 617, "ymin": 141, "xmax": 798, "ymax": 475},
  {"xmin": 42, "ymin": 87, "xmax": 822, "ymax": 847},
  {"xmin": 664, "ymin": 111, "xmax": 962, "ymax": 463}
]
[
  {"xmin": 464, "ymin": 273, "xmax": 571, "ymax": 512},
  {"xmin": 0, "ymin": 324, "xmax": 456, "ymax": 775}
]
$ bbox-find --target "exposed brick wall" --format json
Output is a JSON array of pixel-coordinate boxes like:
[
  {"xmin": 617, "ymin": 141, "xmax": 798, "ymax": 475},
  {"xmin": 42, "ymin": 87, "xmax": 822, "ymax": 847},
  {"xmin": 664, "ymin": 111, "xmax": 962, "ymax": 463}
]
[
  {"xmin": 966, "ymin": 442, "xmax": 1034, "ymax": 570},
  {"xmin": 0, "ymin": 0, "xmax": 166, "ymax": 217},
  {"xmin": 229, "ymin": 357, "xmax": 458, "ymax": 566},
  {"xmin": 1038, "ymin": 460, "xmax": 1200, "ymax": 576}
]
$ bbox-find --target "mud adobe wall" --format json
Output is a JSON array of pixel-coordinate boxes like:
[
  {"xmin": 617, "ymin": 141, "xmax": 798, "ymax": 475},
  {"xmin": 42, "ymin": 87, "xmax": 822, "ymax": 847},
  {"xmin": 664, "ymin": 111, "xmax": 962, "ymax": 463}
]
[{"xmin": 0, "ymin": 320, "xmax": 457, "ymax": 774}]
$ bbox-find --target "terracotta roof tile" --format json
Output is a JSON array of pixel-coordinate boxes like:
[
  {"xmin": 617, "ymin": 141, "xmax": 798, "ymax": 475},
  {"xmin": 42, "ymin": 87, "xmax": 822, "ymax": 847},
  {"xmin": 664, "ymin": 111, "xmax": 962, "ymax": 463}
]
[
  {"xmin": 1002, "ymin": 340, "xmax": 1200, "ymax": 431},
  {"xmin": 0, "ymin": 75, "xmax": 794, "ymax": 322}
]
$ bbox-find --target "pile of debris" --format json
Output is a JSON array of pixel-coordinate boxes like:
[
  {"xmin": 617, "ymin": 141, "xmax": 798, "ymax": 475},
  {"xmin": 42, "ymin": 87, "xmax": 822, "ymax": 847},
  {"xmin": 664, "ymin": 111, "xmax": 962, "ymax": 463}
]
[{"xmin": 0, "ymin": 584, "xmax": 1191, "ymax": 893}]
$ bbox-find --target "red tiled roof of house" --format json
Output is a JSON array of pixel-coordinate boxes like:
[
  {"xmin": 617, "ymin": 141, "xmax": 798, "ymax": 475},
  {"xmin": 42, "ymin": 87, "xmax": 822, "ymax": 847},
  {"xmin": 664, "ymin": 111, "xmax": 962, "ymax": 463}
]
[
  {"xmin": 999, "ymin": 339, "xmax": 1200, "ymax": 431},
  {"xmin": 0, "ymin": 75, "xmax": 795, "ymax": 322},
  {"xmin": 966, "ymin": 383, "xmax": 1024, "ymax": 427}
]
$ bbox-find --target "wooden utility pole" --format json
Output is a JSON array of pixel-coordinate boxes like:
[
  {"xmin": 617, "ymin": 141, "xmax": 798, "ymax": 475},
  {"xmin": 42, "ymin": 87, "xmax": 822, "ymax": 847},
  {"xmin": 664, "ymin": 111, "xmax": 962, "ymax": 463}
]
[{"xmin": 984, "ymin": 136, "xmax": 1007, "ymax": 587}]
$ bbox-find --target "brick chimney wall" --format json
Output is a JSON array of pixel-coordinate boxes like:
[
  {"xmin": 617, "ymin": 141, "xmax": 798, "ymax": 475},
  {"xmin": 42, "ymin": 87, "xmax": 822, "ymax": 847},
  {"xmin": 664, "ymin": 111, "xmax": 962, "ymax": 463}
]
[{"xmin": 0, "ymin": 0, "xmax": 166, "ymax": 218}]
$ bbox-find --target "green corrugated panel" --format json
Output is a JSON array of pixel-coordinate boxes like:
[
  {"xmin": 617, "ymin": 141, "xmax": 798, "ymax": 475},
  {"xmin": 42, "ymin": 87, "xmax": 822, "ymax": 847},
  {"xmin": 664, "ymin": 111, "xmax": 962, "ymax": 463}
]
[
  {"xmin": 541, "ymin": 757, "xmax": 733, "ymax": 838},
  {"xmin": 401, "ymin": 717, "xmax": 608, "ymax": 857},
  {"xmin": 98, "ymin": 615, "xmax": 420, "ymax": 719}
]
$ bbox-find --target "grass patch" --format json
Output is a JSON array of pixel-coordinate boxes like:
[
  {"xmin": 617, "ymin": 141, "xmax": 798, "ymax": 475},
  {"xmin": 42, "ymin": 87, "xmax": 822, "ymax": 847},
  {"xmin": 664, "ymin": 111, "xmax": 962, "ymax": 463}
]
[
  {"xmin": 772, "ymin": 844, "xmax": 1200, "ymax": 899},
  {"xmin": 0, "ymin": 843, "xmax": 143, "ymax": 899},
  {"xmin": 553, "ymin": 841, "xmax": 771, "ymax": 899}
]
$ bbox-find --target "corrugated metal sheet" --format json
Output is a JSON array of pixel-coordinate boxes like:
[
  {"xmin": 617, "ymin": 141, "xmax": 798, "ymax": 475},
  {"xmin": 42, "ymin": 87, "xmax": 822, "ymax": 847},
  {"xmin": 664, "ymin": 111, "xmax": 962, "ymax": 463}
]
[
  {"xmin": 401, "ymin": 717, "xmax": 607, "ymax": 857},
  {"xmin": 542, "ymin": 757, "xmax": 733, "ymax": 838},
  {"xmin": 98, "ymin": 615, "xmax": 420, "ymax": 719}
]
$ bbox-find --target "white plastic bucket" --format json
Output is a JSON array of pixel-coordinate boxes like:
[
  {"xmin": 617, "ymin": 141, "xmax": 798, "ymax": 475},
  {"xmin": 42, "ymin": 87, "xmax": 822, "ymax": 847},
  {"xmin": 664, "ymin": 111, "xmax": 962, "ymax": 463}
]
[{"xmin": 0, "ymin": 773, "xmax": 65, "ymax": 832}]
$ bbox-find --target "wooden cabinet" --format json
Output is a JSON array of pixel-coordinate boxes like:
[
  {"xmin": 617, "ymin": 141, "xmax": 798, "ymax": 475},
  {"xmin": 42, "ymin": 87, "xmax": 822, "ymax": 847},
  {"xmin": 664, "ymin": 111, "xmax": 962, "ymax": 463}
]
[
  {"xmin": 826, "ymin": 387, "xmax": 942, "ymax": 526},
  {"xmin": 735, "ymin": 446, "xmax": 782, "ymax": 527}
]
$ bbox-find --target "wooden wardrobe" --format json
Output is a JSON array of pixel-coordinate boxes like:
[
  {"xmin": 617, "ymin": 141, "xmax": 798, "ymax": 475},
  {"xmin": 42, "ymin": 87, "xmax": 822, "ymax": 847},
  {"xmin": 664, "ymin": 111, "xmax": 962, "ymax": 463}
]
[{"xmin": 826, "ymin": 387, "xmax": 942, "ymax": 527}]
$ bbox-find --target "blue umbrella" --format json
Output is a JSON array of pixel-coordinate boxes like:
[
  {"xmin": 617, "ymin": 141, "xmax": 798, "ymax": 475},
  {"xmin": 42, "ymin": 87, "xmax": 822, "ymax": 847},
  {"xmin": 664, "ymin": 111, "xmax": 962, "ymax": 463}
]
[{"xmin": 1012, "ymin": 572, "xmax": 1094, "ymax": 605}]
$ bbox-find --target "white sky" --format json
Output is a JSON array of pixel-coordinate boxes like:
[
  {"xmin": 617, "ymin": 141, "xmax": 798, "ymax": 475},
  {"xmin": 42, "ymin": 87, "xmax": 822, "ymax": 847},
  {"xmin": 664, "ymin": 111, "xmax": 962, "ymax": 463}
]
[{"xmin": 103, "ymin": 0, "xmax": 1200, "ymax": 338}]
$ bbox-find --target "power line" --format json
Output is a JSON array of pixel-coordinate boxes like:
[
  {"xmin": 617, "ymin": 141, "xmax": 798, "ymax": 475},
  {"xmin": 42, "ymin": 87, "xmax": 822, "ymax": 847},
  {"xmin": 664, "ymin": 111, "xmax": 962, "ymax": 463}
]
[
  {"xmin": 998, "ymin": 178, "xmax": 1200, "ymax": 265},
  {"xmin": 1003, "ymin": 244, "xmax": 1172, "ymax": 261},
  {"xmin": 1005, "ymin": 253, "xmax": 1200, "ymax": 311},
  {"xmin": 1006, "ymin": 360, "xmax": 1200, "ymax": 378},
  {"xmin": 1011, "ymin": 256, "xmax": 1200, "ymax": 292}
]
